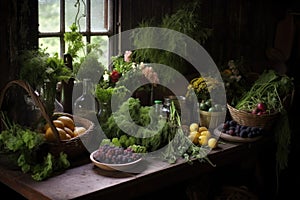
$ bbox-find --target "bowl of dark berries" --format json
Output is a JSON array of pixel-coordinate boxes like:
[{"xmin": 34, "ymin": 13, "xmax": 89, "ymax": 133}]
[
  {"xmin": 213, "ymin": 120, "xmax": 264, "ymax": 143},
  {"xmin": 90, "ymin": 145, "xmax": 143, "ymax": 171}
]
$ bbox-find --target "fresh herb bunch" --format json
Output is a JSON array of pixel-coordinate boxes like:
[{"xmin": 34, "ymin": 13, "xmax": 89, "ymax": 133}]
[
  {"xmin": 19, "ymin": 49, "xmax": 72, "ymax": 116},
  {"xmin": 64, "ymin": 23, "xmax": 85, "ymax": 62},
  {"xmin": 235, "ymin": 70, "xmax": 294, "ymax": 113},
  {"xmin": 161, "ymin": 101, "xmax": 215, "ymax": 166},
  {"xmin": 19, "ymin": 49, "xmax": 72, "ymax": 90}
]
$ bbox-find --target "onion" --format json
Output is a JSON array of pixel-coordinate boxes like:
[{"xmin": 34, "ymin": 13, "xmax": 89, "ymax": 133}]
[{"xmin": 257, "ymin": 102, "xmax": 266, "ymax": 111}]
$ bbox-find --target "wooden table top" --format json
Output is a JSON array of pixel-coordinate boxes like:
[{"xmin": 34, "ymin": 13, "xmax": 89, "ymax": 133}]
[{"xmin": 0, "ymin": 136, "xmax": 271, "ymax": 200}]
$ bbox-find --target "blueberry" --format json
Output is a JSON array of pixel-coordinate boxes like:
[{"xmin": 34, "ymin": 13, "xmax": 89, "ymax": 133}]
[
  {"xmin": 246, "ymin": 126, "xmax": 251, "ymax": 132},
  {"xmin": 239, "ymin": 130, "xmax": 248, "ymax": 138},
  {"xmin": 251, "ymin": 127, "xmax": 259, "ymax": 132},
  {"xmin": 229, "ymin": 120, "xmax": 237, "ymax": 126}
]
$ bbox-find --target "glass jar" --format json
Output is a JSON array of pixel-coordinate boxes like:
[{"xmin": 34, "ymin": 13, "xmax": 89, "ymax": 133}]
[{"xmin": 154, "ymin": 100, "xmax": 163, "ymax": 118}]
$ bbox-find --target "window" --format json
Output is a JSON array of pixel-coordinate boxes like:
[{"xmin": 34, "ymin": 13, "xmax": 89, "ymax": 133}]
[{"xmin": 38, "ymin": 0, "xmax": 113, "ymax": 67}]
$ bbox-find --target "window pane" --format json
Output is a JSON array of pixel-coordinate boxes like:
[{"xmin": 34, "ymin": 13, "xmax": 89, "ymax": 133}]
[
  {"xmin": 91, "ymin": 36, "xmax": 109, "ymax": 67},
  {"xmin": 91, "ymin": 0, "xmax": 106, "ymax": 31},
  {"xmin": 39, "ymin": 0, "xmax": 60, "ymax": 32},
  {"xmin": 66, "ymin": 0, "xmax": 86, "ymax": 31},
  {"xmin": 39, "ymin": 37, "xmax": 60, "ymax": 56}
]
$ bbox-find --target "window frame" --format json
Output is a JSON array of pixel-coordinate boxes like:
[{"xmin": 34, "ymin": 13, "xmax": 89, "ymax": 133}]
[{"xmin": 38, "ymin": 0, "xmax": 115, "ymax": 58}]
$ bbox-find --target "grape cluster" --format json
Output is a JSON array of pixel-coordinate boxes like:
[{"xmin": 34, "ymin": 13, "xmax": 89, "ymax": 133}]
[
  {"xmin": 93, "ymin": 145, "xmax": 142, "ymax": 164},
  {"xmin": 221, "ymin": 120, "xmax": 264, "ymax": 138}
]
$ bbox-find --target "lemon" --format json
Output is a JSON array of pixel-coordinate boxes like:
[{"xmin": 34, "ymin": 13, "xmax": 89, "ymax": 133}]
[
  {"xmin": 188, "ymin": 131, "xmax": 201, "ymax": 144},
  {"xmin": 198, "ymin": 135, "xmax": 208, "ymax": 146},
  {"xmin": 200, "ymin": 130, "xmax": 211, "ymax": 138},
  {"xmin": 198, "ymin": 126, "xmax": 208, "ymax": 133},
  {"xmin": 189, "ymin": 123, "xmax": 199, "ymax": 132},
  {"xmin": 208, "ymin": 137, "xmax": 218, "ymax": 149},
  {"xmin": 73, "ymin": 126, "xmax": 87, "ymax": 136}
]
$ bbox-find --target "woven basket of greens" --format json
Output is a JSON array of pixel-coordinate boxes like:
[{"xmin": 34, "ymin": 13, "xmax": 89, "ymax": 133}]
[{"xmin": 227, "ymin": 70, "xmax": 294, "ymax": 130}]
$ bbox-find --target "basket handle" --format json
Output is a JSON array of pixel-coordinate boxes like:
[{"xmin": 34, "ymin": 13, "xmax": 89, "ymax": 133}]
[{"xmin": 0, "ymin": 80, "xmax": 61, "ymax": 143}]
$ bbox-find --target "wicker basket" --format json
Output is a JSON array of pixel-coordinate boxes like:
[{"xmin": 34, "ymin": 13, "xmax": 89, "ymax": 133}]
[
  {"xmin": 0, "ymin": 80, "xmax": 94, "ymax": 159},
  {"xmin": 227, "ymin": 103, "xmax": 279, "ymax": 131},
  {"xmin": 200, "ymin": 110, "xmax": 226, "ymax": 129}
]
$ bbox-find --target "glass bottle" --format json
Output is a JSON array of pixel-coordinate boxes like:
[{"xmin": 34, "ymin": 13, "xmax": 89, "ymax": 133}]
[
  {"xmin": 60, "ymin": 53, "xmax": 74, "ymax": 114},
  {"xmin": 162, "ymin": 97, "xmax": 171, "ymax": 120},
  {"xmin": 42, "ymin": 79, "xmax": 56, "ymax": 116},
  {"xmin": 154, "ymin": 100, "xmax": 163, "ymax": 118},
  {"xmin": 73, "ymin": 78, "xmax": 97, "ymax": 121}
]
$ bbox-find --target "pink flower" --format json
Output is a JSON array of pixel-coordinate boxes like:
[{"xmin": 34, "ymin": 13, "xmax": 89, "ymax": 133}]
[
  {"xmin": 142, "ymin": 66, "xmax": 159, "ymax": 86},
  {"xmin": 124, "ymin": 51, "xmax": 132, "ymax": 62}
]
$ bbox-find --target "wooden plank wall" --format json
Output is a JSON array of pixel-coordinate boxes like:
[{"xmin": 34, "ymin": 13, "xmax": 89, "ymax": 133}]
[
  {"xmin": 0, "ymin": 0, "xmax": 37, "ymax": 90},
  {"xmin": 120, "ymin": 0, "xmax": 290, "ymax": 72}
]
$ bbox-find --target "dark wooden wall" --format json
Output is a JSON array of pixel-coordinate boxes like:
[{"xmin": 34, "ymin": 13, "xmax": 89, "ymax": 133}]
[
  {"xmin": 120, "ymin": 0, "xmax": 297, "ymax": 73},
  {"xmin": 0, "ymin": 0, "xmax": 37, "ymax": 91}
]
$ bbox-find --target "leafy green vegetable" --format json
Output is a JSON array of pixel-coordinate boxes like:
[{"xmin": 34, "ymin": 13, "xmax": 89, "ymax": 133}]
[
  {"xmin": 128, "ymin": 144, "xmax": 147, "ymax": 153},
  {"xmin": 31, "ymin": 152, "xmax": 70, "ymax": 181},
  {"xmin": 99, "ymin": 138, "xmax": 112, "ymax": 146},
  {"xmin": 0, "ymin": 112, "xmax": 70, "ymax": 181},
  {"xmin": 119, "ymin": 135, "xmax": 128, "ymax": 147},
  {"xmin": 102, "ymin": 98, "xmax": 175, "ymax": 151},
  {"xmin": 19, "ymin": 49, "xmax": 72, "ymax": 89},
  {"xmin": 111, "ymin": 137, "xmax": 121, "ymax": 147}
]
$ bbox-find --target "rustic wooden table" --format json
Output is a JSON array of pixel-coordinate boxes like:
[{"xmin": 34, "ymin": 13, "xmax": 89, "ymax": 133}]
[{"xmin": 0, "ymin": 136, "xmax": 272, "ymax": 200}]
